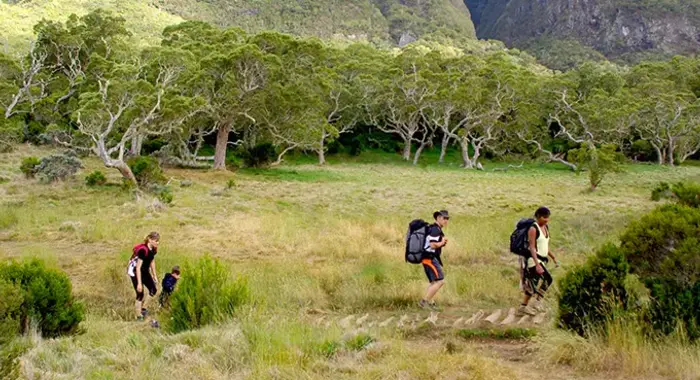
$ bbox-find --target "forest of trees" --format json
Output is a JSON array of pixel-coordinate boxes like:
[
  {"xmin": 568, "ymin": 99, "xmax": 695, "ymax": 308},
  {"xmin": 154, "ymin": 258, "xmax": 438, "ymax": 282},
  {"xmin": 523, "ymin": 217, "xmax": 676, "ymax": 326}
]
[{"xmin": 1, "ymin": 10, "xmax": 699, "ymax": 186}]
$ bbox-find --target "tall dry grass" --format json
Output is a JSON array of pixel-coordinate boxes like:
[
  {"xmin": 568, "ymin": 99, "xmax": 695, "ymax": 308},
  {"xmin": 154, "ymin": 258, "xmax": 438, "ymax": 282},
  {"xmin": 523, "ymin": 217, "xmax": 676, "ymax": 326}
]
[{"xmin": 2, "ymin": 146, "xmax": 700, "ymax": 379}]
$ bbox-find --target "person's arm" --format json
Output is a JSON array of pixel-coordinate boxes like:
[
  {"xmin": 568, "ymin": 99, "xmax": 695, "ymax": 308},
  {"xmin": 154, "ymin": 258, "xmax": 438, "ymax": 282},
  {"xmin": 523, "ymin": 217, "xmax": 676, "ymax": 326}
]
[
  {"xmin": 429, "ymin": 239, "xmax": 447, "ymax": 250},
  {"xmin": 546, "ymin": 226, "xmax": 559, "ymax": 266},
  {"xmin": 136, "ymin": 259, "xmax": 143, "ymax": 292},
  {"xmin": 528, "ymin": 227, "xmax": 544, "ymax": 275},
  {"xmin": 150, "ymin": 260, "xmax": 158, "ymax": 287}
]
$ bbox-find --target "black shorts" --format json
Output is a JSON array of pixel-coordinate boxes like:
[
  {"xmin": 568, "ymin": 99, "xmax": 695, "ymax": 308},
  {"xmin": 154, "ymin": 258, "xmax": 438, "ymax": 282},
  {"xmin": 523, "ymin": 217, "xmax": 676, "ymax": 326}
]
[
  {"xmin": 130, "ymin": 272, "xmax": 157, "ymax": 301},
  {"xmin": 422, "ymin": 258, "xmax": 444, "ymax": 283}
]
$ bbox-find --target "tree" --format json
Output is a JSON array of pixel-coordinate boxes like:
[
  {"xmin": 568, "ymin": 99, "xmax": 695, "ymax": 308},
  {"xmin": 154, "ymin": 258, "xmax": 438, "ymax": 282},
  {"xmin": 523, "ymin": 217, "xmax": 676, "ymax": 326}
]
[
  {"xmin": 569, "ymin": 143, "xmax": 624, "ymax": 191},
  {"xmin": 0, "ymin": 45, "xmax": 48, "ymax": 120},
  {"xmin": 628, "ymin": 59, "xmax": 700, "ymax": 166},
  {"xmin": 366, "ymin": 48, "xmax": 434, "ymax": 162},
  {"xmin": 165, "ymin": 24, "xmax": 278, "ymax": 170},
  {"xmin": 67, "ymin": 47, "xmax": 202, "ymax": 185}
]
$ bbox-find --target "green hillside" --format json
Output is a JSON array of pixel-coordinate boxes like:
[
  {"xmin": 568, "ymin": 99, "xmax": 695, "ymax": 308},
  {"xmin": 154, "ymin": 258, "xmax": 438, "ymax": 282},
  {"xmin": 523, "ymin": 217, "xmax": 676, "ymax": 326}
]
[
  {"xmin": 0, "ymin": 0, "xmax": 183, "ymax": 53},
  {"xmin": 0, "ymin": 0, "xmax": 476, "ymax": 54}
]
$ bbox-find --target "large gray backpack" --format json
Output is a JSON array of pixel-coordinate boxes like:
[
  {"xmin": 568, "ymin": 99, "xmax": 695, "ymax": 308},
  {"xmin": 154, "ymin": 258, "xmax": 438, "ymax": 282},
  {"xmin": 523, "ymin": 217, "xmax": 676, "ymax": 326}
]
[{"xmin": 405, "ymin": 219, "xmax": 430, "ymax": 264}]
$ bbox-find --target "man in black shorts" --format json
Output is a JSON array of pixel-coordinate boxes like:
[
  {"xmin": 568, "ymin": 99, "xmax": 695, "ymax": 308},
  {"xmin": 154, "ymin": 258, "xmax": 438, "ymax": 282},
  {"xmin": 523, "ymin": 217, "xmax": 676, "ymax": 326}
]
[{"xmin": 419, "ymin": 210, "xmax": 449, "ymax": 310}]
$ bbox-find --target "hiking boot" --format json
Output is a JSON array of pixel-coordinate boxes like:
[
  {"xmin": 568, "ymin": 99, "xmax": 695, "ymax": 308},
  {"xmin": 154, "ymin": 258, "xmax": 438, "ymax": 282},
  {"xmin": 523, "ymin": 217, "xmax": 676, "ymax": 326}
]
[
  {"xmin": 516, "ymin": 305, "xmax": 536, "ymax": 317},
  {"xmin": 150, "ymin": 320, "xmax": 160, "ymax": 329},
  {"xmin": 418, "ymin": 299, "xmax": 430, "ymax": 309},
  {"xmin": 141, "ymin": 308, "xmax": 148, "ymax": 317}
]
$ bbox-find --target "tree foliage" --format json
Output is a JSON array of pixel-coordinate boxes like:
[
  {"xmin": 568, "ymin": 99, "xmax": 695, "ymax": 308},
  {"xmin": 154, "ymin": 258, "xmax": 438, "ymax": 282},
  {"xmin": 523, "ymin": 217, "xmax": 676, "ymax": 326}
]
[{"xmin": 1, "ymin": 9, "xmax": 699, "ymax": 190}]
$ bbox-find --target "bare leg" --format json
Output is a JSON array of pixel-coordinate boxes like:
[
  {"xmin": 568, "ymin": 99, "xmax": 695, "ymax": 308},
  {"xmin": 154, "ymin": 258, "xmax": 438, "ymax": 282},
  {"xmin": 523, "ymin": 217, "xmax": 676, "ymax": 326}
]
[
  {"xmin": 135, "ymin": 300, "xmax": 142, "ymax": 318},
  {"xmin": 423, "ymin": 280, "xmax": 444, "ymax": 302}
]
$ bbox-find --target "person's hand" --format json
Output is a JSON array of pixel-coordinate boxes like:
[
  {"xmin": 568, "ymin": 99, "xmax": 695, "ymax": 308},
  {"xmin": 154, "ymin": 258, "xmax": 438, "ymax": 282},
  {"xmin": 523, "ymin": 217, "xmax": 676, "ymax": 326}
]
[
  {"xmin": 442, "ymin": 238, "xmax": 449, "ymax": 247},
  {"xmin": 536, "ymin": 264, "xmax": 544, "ymax": 275},
  {"xmin": 137, "ymin": 283, "xmax": 143, "ymax": 293}
]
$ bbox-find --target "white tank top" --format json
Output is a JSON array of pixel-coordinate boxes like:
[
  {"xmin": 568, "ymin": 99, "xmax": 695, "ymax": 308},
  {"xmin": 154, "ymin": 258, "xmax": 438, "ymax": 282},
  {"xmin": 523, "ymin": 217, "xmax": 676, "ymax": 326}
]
[{"xmin": 528, "ymin": 223, "xmax": 549, "ymax": 268}]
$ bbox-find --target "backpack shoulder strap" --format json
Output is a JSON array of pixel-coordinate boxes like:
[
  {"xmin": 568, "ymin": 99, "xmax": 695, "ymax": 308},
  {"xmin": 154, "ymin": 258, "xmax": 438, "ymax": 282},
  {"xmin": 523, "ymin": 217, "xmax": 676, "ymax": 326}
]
[{"xmin": 132, "ymin": 244, "xmax": 148, "ymax": 259}]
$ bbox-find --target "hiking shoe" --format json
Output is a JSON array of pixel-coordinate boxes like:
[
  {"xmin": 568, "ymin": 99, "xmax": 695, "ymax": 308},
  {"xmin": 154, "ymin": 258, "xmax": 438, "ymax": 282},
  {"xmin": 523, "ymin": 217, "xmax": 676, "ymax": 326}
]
[
  {"xmin": 141, "ymin": 308, "xmax": 148, "ymax": 317},
  {"xmin": 418, "ymin": 300, "xmax": 430, "ymax": 309},
  {"xmin": 516, "ymin": 305, "xmax": 536, "ymax": 317},
  {"xmin": 151, "ymin": 320, "xmax": 160, "ymax": 329}
]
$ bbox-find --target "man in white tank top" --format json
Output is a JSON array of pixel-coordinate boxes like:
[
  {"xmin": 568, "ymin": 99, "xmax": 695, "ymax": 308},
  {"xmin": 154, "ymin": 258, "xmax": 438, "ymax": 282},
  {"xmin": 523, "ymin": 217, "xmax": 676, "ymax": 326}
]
[{"xmin": 518, "ymin": 207, "xmax": 559, "ymax": 316}]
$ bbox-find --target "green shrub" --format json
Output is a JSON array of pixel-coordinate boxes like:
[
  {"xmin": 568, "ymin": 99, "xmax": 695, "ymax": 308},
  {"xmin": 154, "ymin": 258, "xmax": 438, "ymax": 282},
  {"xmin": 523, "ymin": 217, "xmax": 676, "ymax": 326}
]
[
  {"xmin": 127, "ymin": 156, "xmax": 165, "ymax": 187},
  {"xmin": 651, "ymin": 181, "xmax": 700, "ymax": 207},
  {"xmin": 0, "ymin": 337, "xmax": 32, "ymax": 380},
  {"xmin": 651, "ymin": 182, "xmax": 672, "ymax": 201},
  {"xmin": 619, "ymin": 203, "xmax": 700, "ymax": 340},
  {"xmin": 619, "ymin": 204, "xmax": 700, "ymax": 284},
  {"xmin": 669, "ymin": 182, "xmax": 700, "ymax": 208},
  {"xmin": 239, "ymin": 143, "xmax": 276, "ymax": 168},
  {"xmin": 23, "ymin": 120, "xmax": 46, "ymax": 144},
  {"xmin": 0, "ymin": 279, "xmax": 23, "ymax": 345},
  {"xmin": 0, "ymin": 259, "xmax": 83, "ymax": 338},
  {"xmin": 36, "ymin": 152, "xmax": 82, "ymax": 182},
  {"xmin": 558, "ymin": 243, "xmax": 630, "ymax": 336},
  {"xmin": 85, "ymin": 170, "xmax": 107, "ymax": 187},
  {"xmin": 156, "ymin": 185, "xmax": 173, "ymax": 204},
  {"xmin": 344, "ymin": 333, "xmax": 374, "ymax": 351},
  {"xmin": 20, "ymin": 156, "xmax": 40, "ymax": 178},
  {"xmin": 0, "ymin": 118, "xmax": 23, "ymax": 153},
  {"xmin": 168, "ymin": 256, "xmax": 249, "ymax": 333},
  {"xmin": 644, "ymin": 279, "xmax": 700, "ymax": 339},
  {"xmin": 631, "ymin": 139, "xmax": 656, "ymax": 162}
]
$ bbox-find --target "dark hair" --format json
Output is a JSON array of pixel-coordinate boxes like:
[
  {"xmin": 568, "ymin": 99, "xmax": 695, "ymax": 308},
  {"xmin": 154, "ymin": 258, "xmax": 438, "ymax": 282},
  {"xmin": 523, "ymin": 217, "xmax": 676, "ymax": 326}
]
[
  {"xmin": 433, "ymin": 210, "xmax": 449, "ymax": 220},
  {"xmin": 535, "ymin": 207, "xmax": 551, "ymax": 218},
  {"xmin": 171, "ymin": 265, "xmax": 180, "ymax": 275}
]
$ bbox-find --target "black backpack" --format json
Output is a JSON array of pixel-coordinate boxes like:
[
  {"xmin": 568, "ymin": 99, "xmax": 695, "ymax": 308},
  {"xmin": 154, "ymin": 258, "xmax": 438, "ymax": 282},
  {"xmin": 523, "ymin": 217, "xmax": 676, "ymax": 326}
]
[
  {"xmin": 405, "ymin": 219, "xmax": 430, "ymax": 264},
  {"xmin": 510, "ymin": 218, "xmax": 539, "ymax": 258}
]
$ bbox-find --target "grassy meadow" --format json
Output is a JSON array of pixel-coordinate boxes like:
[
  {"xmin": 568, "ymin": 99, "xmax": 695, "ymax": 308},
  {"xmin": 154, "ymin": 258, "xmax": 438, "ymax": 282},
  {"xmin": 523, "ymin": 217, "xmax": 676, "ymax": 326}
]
[{"xmin": 1, "ymin": 145, "xmax": 700, "ymax": 379}]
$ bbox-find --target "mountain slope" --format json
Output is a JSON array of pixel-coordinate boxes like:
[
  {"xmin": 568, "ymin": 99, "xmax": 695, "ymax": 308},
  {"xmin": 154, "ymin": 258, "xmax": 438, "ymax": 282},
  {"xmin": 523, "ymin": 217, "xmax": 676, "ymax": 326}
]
[
  {"xmin": 465, "ymin": 0, "xmax": 700, "ymax": 63},
  {"xmin": 0, "ymin": 0, "xmax": 476, "ymax": 54},
  {"xmin": 155, "ymin": 0, "xmax": 476, "ymax": 45}
]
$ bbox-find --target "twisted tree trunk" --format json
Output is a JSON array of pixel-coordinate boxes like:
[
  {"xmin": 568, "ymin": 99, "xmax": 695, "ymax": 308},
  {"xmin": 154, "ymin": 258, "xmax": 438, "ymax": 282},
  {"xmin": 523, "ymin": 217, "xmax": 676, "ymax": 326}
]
[{"xmin": 213, "ymin": 123, "xmax": 231, "ymax": 170}]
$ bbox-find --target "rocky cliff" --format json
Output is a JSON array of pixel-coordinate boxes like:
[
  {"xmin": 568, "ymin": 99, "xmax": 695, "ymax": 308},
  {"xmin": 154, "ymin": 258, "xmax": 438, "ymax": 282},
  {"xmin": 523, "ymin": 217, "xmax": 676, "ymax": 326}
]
[{"xmin": 465, "ymin": 0, "xmax": 700, "ymax": 61}]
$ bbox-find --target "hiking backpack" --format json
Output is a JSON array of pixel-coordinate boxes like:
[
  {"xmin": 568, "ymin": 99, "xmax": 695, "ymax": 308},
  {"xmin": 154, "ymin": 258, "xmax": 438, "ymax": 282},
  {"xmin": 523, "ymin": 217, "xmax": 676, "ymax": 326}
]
[
  {"xmin": 126, "ymin": 243, "xmax": 148, "ymax": 277},
  {"xmin": 405, "ymin": 219, "xmax": 430, "ymax": 264},
  {"xmin": 509, "ymin": 218, "xmax": 538, "ymax": 258}
]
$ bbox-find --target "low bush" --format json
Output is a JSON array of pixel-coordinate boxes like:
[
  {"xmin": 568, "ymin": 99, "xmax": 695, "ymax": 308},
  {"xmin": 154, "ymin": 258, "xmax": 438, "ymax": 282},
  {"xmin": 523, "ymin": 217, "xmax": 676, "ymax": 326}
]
[
  {"xmin": 238, "ymin": 143, "xmax": 276, "ymax": 168},
  {"xmin": 155, "ymin": 185, "xmax": 173, "ymax": 204},
  {"xmin": 127, "ymin": 156, "xmax": 165, "ymax": 187},
  {"xmin": 630, "ymin": 139, "xmax": 656, "ymax": 162},
  {"xmin": 168, "ymin": 256, "xmax": 249, "ymax": 333},
  {"xmin": 644, "ymin": 278, "xmax": 700, "ymax": 339},
  {"xmin": 0, "ymin": 279, "xmax": 23, "ymax": 345},
  {"xmin": 619, "ymin": 204, "xmax": 700, "ymax": 284},
  {"xmin": 35, "ymin": 152, "xmax": 82, "ymax": 182},
  {"xmin": 0, "ymin": 118, "xmax": 23, "ymax": 153},
  {"xmin": 651, "ymin": 181, "xmax": 700, "ymax": 207},
  {"xmin": 23, "ymin": 120, "xmax": 46, "ymax": 145},
  {"xmin": 85, "ymin": 170, "xmax": 107, "ymax": 186},
  {"xmin": 558, "ymin": 243, "xmax": 631, "ymax": 336},
  {"xmin": 20, "ymin": 157, "xmax": 41, "ymax": 178},
  {"xmin": 0, "ymin": 259, "xmax": 83, "ymax": 338}
]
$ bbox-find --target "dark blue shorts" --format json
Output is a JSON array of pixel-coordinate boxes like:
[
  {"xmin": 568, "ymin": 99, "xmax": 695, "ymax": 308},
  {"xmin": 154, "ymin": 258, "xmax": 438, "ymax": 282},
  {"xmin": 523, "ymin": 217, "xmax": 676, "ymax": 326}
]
[{"xmin": 422, "ymin": 258, "xmax": 444, "ymax": 283}]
